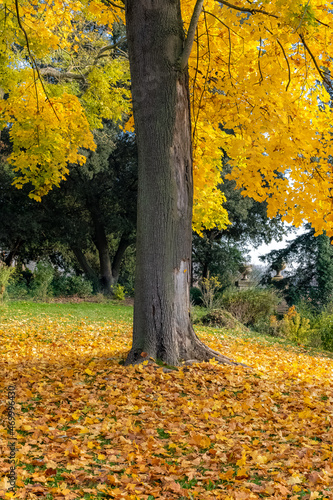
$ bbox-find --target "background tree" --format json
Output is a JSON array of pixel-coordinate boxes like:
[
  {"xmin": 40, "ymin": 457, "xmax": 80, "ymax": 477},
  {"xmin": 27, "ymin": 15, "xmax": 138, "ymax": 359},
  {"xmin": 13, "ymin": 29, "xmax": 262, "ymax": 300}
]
[
  {"xmin": 43, "ymin": 125, "xmax": 137, "ymax": 293},
  {"xmin": 192, "ymin": 161, "xmax": 289, "ymax": 287},
  {"xmin": 261, "ymin": 225, "xmax": 333, "ymax": 309},
  {"xmin": 0, "ymin": 125, "xmax": 137, "ymax": 294}
]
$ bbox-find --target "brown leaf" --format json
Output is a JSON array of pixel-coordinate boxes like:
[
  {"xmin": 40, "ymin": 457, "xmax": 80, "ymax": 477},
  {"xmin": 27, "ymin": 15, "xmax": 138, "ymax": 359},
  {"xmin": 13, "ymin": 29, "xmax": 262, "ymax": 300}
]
[
  {"xmin": 31, "ymin": 459, "xmax": 46, "ymax": 466},
  {"xmin": 45, "ymin": 468, "xmax": 57, "ymax": 477},
  {"xmin": 308, "ymin": 471, "xmax": 319, "ymax": 485},
  {"xmin": 165, "ymin": 481, "xmax": 182, "ymax": 493}
]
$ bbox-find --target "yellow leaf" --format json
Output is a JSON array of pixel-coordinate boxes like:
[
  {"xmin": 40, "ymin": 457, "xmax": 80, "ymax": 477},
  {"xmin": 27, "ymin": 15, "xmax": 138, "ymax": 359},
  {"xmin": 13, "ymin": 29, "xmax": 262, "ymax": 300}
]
[
  {"xmin": 310, "ymin": 492, "xmax": 320, "ymax": 499},
  {"xmin": 236, "ymin": 451, "xmax": 246, "ymax": 467},
  {"xmin": 236, "ymin": 467, "xmax": 249, "ymax": 478}
]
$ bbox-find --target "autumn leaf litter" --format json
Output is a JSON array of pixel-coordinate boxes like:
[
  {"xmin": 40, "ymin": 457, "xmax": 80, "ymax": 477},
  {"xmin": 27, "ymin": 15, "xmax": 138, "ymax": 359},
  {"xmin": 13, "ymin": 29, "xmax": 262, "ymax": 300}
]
[{"xmin": 1, "ymin": 309, "xmax": 333, "ymax": 500}]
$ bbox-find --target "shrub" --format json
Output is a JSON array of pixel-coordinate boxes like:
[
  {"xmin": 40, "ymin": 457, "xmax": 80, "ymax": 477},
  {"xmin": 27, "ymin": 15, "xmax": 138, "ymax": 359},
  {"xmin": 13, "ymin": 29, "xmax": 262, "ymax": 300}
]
[
  {"xmin": 51, "ymin": 273, "xmax": 93, "ymax": 298},
  {"xmin": 199, "ymin": 275, "xmax": 221, "ymax": 309},
  {"xmin": 112, "ymin": 283, "xmax": 126, "ymax": 301},
  {"xmin": 201, "ymin": 308, "xmax": 248, "ymax": 331},
  {"xmin": 280, "ymin": 306, "xmax": 313, "ymax": 344},
  {"xmin": 190, "ymin": 287, "xmax": 203, "ymax": 306},
  {"xmin": 7, "ymin": 280, "xmax": 29, "ymax": 299},
  {"xmin": 220, "ymin": 287, "xmax": 280, "ymax": 330},
  {"xmin": 51, "ymin": 273, "xmax": 69, "ymax": 296},
  {"xmin": 0, "ymin": 263, "xmax": 16, "ymax": 302},
  {"xmin": 66, "ymin": 275, "xmax": 93, "ymax": 298},
  {"xmin": 312, "ymin": 310, "xmax": 333, "ymax": 351},
  {"xmin": 268, "ymin": 315, "xmax": 283, "ymax": 337},
  {"xmin": 30, "ymin": 262, "xmax": 54, "ymax": 300}
]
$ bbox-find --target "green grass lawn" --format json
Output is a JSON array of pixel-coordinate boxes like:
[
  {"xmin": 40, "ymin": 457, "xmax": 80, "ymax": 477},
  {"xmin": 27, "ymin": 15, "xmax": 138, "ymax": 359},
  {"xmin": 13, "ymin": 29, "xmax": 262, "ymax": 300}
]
[
  {"xmin": 0, "ymin": 299, "xmax": 134, "ymax": 323},
  {"xmin": 2, "ymin": 300, "xmax": 332, "ymax": 360}
]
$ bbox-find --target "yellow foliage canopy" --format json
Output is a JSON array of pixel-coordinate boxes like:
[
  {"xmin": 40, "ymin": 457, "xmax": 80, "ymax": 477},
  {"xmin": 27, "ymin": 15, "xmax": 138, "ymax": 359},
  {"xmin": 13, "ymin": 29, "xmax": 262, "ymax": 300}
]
[
  {"xmin": 1, "ymin": 0, "xmax": 333, "ymax": 233},
  {"xmin": 182, "ymin": 0, "xmax": 333, "ymax": 235},
  {"xmin": 0, "ymin": 0, "xmax": 129, "ymax": 199}
]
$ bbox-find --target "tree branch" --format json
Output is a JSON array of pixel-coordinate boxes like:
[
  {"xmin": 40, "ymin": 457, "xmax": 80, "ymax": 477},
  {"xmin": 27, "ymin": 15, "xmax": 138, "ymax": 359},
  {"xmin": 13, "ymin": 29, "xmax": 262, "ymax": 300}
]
[
  {"xmin": 227, "ymin": 24, "xmax": 234, "ymax": 84},
  {"xmin": 91, "ymin": 40, "xmax": 128, "ymax": 65},
  {"xmin": 14, "ymin": 0, "xmax": 60, "ymax": 120},
  {"xmin": 257, "ymin": 36, "xmax": 263, "ymax": 85},
  {"xmin": 103, "ymin": 0, "xmax": 125, "ymax": 11},
  {"xmin": 193, "ymin": 9, "xmax": 211, "ymax": 139},
  {"xmin": 204, "ymin": 10, "xmax": 244, "ymax": 39},
  {"xmin": 265, "ymin": 27, "xmax": 291, "ymax": 91},
  {"xmin": 39, "ymin": 67, "xmax": 87, "ymax": 81},
  {"xmin": 299, "ymin": 33, "xmax": 333, "ymax": 93},
  {"xmin": 180, "ymin": 0, "xmax": 205, "ymax": 71},
  {"xmin": 315, "ymin": 17, "xmax": 330, "ymax": 28},
  {"xmin": 40, "ymin": 39, "xmax": 127, "ymax": 83},
  {"xmin": 277, "ymin": 39, "xmax": 291, "ymax": 91},
  {"xmin": 219, "ymin": 0, "xmax": 278, "ymax": 19}
]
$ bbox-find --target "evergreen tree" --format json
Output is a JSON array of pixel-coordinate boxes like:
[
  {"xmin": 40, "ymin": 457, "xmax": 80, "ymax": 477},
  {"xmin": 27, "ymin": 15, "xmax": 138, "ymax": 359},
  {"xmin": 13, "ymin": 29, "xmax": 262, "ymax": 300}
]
[{"xmin": 261, "ymin": 226, "xmax": 333, "ymax": 309}]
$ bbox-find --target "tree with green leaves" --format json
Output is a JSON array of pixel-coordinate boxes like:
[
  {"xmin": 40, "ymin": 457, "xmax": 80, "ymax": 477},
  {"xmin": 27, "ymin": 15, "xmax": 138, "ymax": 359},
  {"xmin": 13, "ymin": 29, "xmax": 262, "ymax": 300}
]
[
  {"xmin": 261, "ymin": 226, "xmax": 333, "ymax": 309},
  {"xmin": 0, "ymin": 126, "xmax": 137, "ymax": 293}
]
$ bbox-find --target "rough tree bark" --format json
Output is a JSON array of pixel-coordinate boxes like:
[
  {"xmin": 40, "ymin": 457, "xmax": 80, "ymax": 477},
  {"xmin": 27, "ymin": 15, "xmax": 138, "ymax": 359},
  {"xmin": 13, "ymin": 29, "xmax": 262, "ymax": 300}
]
[{"xmin": 125, "ymin": 0, "xmax": 238, "ymax": 367}]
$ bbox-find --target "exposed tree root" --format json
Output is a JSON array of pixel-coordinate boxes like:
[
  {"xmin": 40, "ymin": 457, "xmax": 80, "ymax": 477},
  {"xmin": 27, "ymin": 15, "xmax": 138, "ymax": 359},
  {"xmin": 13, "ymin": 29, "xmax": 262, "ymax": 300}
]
[
  {"xmin": 180, "ymin": 347, "xmax": 250, "ymax": 369},
  {"xmin": 125, "ymin": 323, "xmax": 250, "ymax": 368},
  {"xmin": 125, "ymin": 343, "xmax": 249, "ymax": 370},
  {"xmin": 178, "ymin": 328, "xmax": 250, "ymax": 368}
]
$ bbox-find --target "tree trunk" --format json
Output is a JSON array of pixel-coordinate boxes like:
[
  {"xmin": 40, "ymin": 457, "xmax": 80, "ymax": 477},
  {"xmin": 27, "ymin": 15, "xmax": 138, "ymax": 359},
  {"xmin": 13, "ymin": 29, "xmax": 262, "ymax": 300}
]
[
  {"xmin": 71, "ymin": 246, "xmax": 99, "ymax": 290},
  {"xmin": 92, "ymin": 217, "xmax": 113, "ymax": 293},
  {"xmin": 5, "ymin": 239, "xmax": 22, "ymax": 267},
  {"xmin": 125, "ymin": 0, "xmax": 238, "ymax": 367},
  {"xmin": 111, "ymin": 235, "xmax": 132, "ymax": 286}
]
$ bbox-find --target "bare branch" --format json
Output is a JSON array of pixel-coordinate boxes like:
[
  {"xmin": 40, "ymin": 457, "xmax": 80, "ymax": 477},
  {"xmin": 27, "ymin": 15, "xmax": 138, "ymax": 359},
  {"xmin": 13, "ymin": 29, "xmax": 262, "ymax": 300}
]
[
  {"xmin": 180, "ymin": 0, "xmax": 205, "ymax": 71},
  {"xmin": 103, "ymin": 0, "xmax": 125, "ymax": 11},
  {"xmin": 39, "ymin": 67, "xmax": 86, "ymax": 81},
  {"xmin": 219, "ymin": 0, "xmax": 278, "ymax": 19},
  {"xmin": 299, "ymin": 33, "xmax": 333, "ymax": 93},
  {"xmin": 265, "ymin": 27, "xmax": 291, "ymax": 91}
]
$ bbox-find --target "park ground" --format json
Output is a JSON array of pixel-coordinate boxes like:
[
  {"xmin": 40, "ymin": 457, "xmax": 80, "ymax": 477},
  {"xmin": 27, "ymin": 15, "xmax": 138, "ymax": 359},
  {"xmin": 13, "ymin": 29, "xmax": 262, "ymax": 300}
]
[{"xmin": 0, "ymin": 301, "xmax": 333, "ymax": 500}]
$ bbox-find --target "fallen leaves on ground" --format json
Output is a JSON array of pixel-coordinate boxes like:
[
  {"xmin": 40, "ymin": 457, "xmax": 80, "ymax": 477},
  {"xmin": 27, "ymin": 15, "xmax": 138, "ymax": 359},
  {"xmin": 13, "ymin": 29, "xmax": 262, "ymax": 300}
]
[{"xmin": 0, "ymin": 307, "xmax": 333, "ymax": 499}]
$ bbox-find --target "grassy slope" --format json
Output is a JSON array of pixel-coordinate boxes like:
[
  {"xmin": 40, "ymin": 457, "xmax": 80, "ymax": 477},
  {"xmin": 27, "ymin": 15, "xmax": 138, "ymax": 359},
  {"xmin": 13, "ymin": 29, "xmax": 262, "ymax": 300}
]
[{"xmin": 0, "ymin": 302, "xmax": 333, "ymax": 500}]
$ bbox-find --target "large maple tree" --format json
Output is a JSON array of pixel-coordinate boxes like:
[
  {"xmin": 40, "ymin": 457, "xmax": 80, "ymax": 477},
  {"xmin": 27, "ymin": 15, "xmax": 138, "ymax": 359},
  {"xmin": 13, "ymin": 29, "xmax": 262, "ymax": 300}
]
[{"xmin": 1, "ymin": 0, "xmax": 332, "ymax": 365}]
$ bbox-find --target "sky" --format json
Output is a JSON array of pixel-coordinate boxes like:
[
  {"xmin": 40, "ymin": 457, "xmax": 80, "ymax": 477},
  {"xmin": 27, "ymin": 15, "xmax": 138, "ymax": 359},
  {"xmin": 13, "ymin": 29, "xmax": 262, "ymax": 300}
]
[{"xmin": 247, "ymin": 226, "xmax": 305, "ymax": 266}]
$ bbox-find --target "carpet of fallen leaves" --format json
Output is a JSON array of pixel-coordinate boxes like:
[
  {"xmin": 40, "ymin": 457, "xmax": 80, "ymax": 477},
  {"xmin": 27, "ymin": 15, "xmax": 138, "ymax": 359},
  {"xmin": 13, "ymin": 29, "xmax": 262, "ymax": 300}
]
[{"xmin": 1, "ymin": 307, "xmax": 333, "ymax": 500}]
